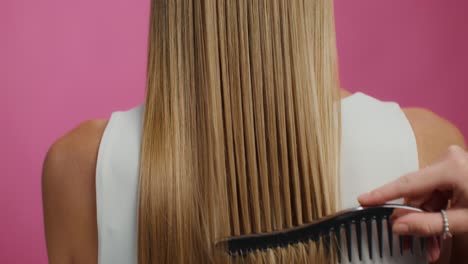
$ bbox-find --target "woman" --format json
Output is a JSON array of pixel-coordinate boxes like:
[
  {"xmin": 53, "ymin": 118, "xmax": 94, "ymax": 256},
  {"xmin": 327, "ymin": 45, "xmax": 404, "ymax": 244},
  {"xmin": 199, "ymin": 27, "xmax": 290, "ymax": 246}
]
[{"xmin": 42, "ymin": 0, "xmax": 465, "ymax": 263}]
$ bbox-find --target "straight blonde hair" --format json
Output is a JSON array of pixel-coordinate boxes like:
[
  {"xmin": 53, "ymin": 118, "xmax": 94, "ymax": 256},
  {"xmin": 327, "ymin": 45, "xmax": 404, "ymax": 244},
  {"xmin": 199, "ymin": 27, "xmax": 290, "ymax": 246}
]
[{"xmin": 138, "ymin": 0, "xmax": 341, "ymax": 263}]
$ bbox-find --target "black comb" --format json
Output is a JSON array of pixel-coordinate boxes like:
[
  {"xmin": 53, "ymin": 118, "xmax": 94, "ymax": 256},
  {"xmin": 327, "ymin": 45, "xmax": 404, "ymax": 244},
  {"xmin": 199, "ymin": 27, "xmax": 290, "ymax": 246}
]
[{"xmin": 216, "ymin": 204, "xmax": 430, "ymax": 262}]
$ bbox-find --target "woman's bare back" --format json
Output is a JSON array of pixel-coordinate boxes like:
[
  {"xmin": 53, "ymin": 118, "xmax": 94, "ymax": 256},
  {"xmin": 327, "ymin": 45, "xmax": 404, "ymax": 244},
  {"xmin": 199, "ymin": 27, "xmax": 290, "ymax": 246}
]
[{"xmin": 42, "ymin": 92, "xmax": 465, "ymax": 263}]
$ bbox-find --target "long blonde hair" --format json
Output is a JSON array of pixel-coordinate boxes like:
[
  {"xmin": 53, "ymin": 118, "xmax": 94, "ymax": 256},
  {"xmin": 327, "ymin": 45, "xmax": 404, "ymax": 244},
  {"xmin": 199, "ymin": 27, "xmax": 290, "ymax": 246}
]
[{"xmin": 138, "ymin": 0, "xmax": 341, "ymax": 262}]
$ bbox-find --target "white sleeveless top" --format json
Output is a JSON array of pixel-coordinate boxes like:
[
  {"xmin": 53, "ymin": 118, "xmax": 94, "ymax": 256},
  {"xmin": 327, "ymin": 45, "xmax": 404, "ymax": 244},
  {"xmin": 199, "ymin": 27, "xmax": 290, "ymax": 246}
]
[{"xmin": 96, "ymin": 92, "xmax": 425, "ymax": 264}]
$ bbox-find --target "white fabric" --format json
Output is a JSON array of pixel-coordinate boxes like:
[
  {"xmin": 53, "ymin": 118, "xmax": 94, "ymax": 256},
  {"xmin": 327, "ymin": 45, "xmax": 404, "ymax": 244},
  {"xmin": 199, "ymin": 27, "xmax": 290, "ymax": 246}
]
[{"xmin": 96, "ymin": 92, "xmax": 425, "ymax": 263}]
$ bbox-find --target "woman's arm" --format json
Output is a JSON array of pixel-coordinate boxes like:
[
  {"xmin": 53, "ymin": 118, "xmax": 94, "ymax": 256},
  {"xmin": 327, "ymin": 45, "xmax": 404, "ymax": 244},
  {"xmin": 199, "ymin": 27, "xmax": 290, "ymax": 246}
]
[{"xmin": 42, "ymin": 119, "xmax": 107, "ymax": 264}]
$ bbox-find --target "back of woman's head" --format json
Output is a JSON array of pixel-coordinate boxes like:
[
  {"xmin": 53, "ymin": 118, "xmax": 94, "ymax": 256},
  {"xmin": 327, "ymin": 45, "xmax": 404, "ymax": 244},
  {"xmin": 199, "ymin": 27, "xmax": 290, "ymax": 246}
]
[{"xmin": 138, "ymin": 0, "xmax": 341, "ymax": 263}]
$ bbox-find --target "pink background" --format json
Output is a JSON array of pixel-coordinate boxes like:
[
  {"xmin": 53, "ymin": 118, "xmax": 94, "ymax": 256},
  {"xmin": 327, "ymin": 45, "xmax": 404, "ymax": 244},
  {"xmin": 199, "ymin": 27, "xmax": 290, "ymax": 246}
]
[{"xmin": 2, "ymin": 0, "xmax": 467, "ymax": 263}]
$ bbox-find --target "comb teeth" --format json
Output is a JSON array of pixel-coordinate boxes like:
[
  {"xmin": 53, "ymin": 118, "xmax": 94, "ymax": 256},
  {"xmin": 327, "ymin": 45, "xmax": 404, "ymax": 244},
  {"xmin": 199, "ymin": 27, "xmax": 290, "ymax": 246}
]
[
  {"xmin": 355, "ymin": 220, "xmax": 363, "ymax": 261},
  {"xmin": 219, "ymin": 204, "xmax": 431, "ymax": 262},
  {"xmin": 376, "ymin": 216, "xmax": 384, "ymax": 258},
  {"xmin": 400, "ymin": 235, "xmax": 407, "ymax": 257},
  {"xmin": 387, "ymin": 215, "xmax": 394, "ymax": 257},
  {"xmin": 345, "ymin": 222, "xmax": 353, "ymax": 262},
  {"xmin": 365, "ymin": 217, "xmax": 373, "ymax": 260},
  {"xmin": 334, "ymin": 212, "xmax": 428, "ymax": 262},
  {"xmin": 410, "ymin": 236, "xmax": 415, "ymax": 255},
  {"xmin": 420, "ymin": 237, "xmax": 426, "ymax": 254},
  {"xmin": 334, "ymin": 226, "xmax": 342, "ymax": 263}
]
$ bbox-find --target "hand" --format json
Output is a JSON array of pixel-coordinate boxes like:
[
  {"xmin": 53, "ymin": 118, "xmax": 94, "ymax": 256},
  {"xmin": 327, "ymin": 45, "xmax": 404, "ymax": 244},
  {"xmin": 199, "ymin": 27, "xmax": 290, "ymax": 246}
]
[{"xmin": 358, "ymin": 145, "xmax": 468, "ymax": 261}]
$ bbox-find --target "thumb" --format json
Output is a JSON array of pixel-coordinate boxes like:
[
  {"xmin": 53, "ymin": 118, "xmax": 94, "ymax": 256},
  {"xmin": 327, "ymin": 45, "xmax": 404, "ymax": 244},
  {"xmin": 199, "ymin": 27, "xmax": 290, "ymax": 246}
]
[{"xmin": 392, "ymin": 209, "xmax": 468, "ymax": 237}]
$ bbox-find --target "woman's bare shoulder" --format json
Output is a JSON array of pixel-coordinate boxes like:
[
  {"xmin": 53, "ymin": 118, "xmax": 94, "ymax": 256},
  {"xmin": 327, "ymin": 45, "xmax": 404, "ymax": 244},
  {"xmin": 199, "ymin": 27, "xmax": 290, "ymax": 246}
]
[
  {"xmin": 42, "ymin": 119, "xmax": 108, "ymax": 263},
  {"xmin": 403, "ymin": 107, "xmax": 466, "ymax": 167},
  {"xmin": 44, "ymin": 119, "xmax": 109, "ymax": 167}
]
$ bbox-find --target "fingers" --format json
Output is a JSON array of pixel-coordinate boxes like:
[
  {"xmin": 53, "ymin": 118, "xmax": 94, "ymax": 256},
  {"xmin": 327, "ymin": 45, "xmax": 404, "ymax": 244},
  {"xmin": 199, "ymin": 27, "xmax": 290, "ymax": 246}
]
[
  {"xmin": 419, "ymin": 191, "xmax": 451, "ymax": 212},
  {"xmin": 425, "ymin": 237, "xmax": 441, "ymax": 262},
  {"xmin": 404, "ymin": 190, "xmax": 451, "ymax": 212},
  {"xmin": 392, "ymin": 209, "xmax": 468, "ymax": 237},
  {"xmin": 358, "ymin": 163, "xmax": 453, "ymax": 206},
  {"xmin": 359, "ymin": 145, "xmax": 468, "ymax": 206}
]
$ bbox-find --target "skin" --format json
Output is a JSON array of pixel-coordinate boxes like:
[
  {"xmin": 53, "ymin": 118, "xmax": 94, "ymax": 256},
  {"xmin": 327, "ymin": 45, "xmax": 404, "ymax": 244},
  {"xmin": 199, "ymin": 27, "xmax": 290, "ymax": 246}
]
[
  {"xmin": 42, "ymin": 89, "xmax": 466, "ymax": 263},
  {"xmin": 42, "ymin": 119, "xmax": 107, "ymax": 263},
  {"xmin": 359, "ymin": 145, "xmax": 468, "ymax": 263},
  {"xmin": 392, "ymin": 110, "xmax": 466, "ymax": 264}
]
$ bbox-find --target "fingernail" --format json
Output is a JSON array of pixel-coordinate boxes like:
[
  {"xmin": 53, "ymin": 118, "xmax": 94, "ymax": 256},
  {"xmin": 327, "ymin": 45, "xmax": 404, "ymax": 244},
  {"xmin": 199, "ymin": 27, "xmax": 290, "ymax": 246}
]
[
  {"xmin": 425, "ymin": 238, "xmax": 433, "ymax": 262},
  {"xmin": 358, "ymin": 192, "xmax": 371, "ymax": 201},
  {"xmin": 426, "ymin": 250, "xmax": 434, "ymax": 262},
  {"xmin": 393, "ymin": 223, "xmax": 409, "ymax": 234},
  {"xmin": 430, "ymin": 245, "xmax": 440, "ymax": 262}
]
